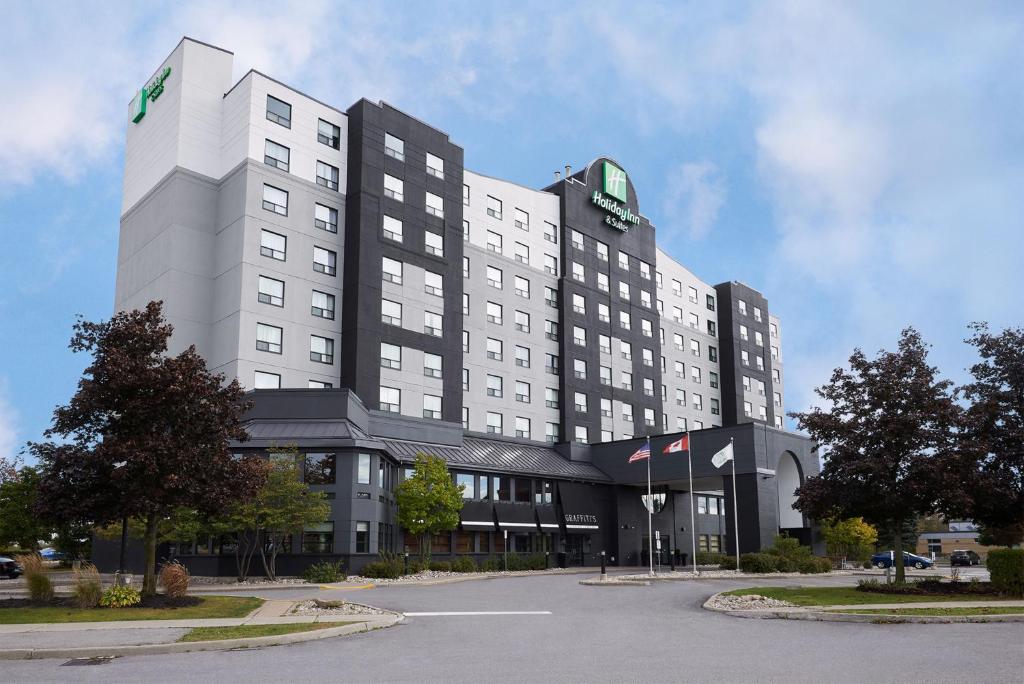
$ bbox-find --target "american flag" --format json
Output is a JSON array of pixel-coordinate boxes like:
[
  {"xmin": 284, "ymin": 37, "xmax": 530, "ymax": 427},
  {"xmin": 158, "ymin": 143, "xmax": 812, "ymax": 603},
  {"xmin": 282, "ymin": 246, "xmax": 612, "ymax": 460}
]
[{"xmin": 628, "ymin": 440, "xmax": 651, "ymax": 463}]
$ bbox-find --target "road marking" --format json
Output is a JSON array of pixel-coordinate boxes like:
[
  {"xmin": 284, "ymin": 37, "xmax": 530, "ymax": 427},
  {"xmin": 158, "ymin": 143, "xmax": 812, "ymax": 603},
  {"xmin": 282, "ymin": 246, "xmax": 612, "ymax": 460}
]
[
  {"xmin": 320, "ymin": 583, "xmax": 375, "ymax": 590},
  {"xmin": 403, "ymin": 611, "xmax": 552, "ymax": 616}
]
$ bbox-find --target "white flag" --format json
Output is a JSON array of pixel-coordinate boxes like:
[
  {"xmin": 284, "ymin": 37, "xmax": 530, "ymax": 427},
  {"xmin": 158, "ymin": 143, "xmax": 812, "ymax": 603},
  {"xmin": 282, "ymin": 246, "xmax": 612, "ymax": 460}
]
[{"xmin": 711, "ymin": 443, "xmax": 734, "ymax": 469}]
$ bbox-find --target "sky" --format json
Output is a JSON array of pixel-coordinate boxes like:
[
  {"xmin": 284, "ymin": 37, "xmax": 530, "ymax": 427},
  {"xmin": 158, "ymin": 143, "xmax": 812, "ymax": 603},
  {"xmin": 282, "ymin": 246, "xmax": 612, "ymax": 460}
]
[{"xmin": 0, "ymin": 1, "xmax": 1021, "ymax": 463}]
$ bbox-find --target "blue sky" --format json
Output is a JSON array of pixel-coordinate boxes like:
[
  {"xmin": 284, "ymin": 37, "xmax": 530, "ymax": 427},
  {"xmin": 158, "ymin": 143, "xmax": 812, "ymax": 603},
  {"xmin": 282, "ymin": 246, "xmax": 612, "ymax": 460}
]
[{"xmin": 1, "ymin": 1, "xmax": 1022, "ymax": 461}]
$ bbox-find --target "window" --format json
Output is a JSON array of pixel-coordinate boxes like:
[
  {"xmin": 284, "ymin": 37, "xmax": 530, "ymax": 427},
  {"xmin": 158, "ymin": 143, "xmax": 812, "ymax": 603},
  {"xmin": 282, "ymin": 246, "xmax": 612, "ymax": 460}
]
[
  {"xmin": 774, "ymin": 415, "xmax": 783, "ymax": 429},
  {"xmin": 771, "ymin": 345, "xmax": 780, "ymax": 360},
  {"xmin": 675, "ymin": 361, "xmax": 684, "ymax": 378},
  {"xmin": 572, "ymin": 261, "xmax": 585, "ymax": 282},
  {"xmin": 254, "ymin": 370, "xmax": 280, "ymax": 389},
  {"xmin": 423, "ymin": 394, "xmax": 442, "ymax": 420},
  {"xmin": 709, "ymin": 345, "xmax": 718, "ymax": 362},
  {"xmin": 641, "ymin": 290, "xmax": 652, "ymax": 308},
  {"xmin": 771, "ymin": 322, "xmax": 779, "ymax": 338},
  {"xmin": 486, "ymin": 230, "xmax": 503, "ymax": 254},
  {"xmin": 316, "ymin": 161, "xmax": 339, "ymax": 190},
  {"xmin": 573, "ymin": 294, "xmax": 587, "ymax": 315},
  {"xmin": 599, "ymin": 334, "xmax": 611, "ymax": 354},
  {"xmin": 738, "ymin": 299, "xmax": 748, "ymax": 315},
  {"xmin": 774, "ymin": 368, "xmax": 782, "ymax": 382},
  {"xmin": 707, "ymin": 320, "xmax": 716, "ymax": 337},
  {"xmin": 711, "ymin": 399, "xmax": 720, "ymax": 416},
  {"xmin": 265, "ymin": 95, "xmax": 291, "ymax": 127},
  {"xmin": 743, "ymin": 376, "xmax": 752, "ymax": 392},
  {"xmin": 690, "ymin": 339, "xmax": 701, "ymax": 357},
  {"xmin": 260, "ymin": 229, "xmax": 286, "ymax": 260},
  {"xmin": 672, "ymin": 279, "xmax": 682, "ymax": 297},
  {"xmin": 693, "ymin": 393, "xmax": 703, "ymax": 411},
  {"xmin": 754, "ymin": 306, "xmax": 763, "ymax": 323},
  {"xmin": 621, "ymin": 370, "xmax": 633, "ymax": 391},
  {"xmin": 757, "ymin": 380, "xmax": 766, "ymax": 397},
  {"xmin": 709, "ymin": 371, "xmax": 719, "ymax": 389},
  {"xmin": 258, "ymin": 276, "xmax": 284, "ymax": 307},
  {"xmin": 573, "ymin": 326, "xmax": 586, "ymax": 347},
  {"xmin": 642, "ymin": 348, "xmax": 654, "ymax": 367},
  {"xmin": 619, "ymin": 281, "xmax": 631, "ymax": 301},
  {"xmin": 600, "ymin": 365, "xmax": 612, "ymax": 386},
  {"xmin": 463, "ymin": 184, "xmax": 470, "ymax": 206},
  {"xmin": 706, "ymin": 294, "xmax": 716, "ymax": 311},
  {"xmin": 486, "ymin": 374, "xmax": 503, "ymax": 398},
  {"xmin": 596, "ymin": 241, "xmax": 609, "ymax": 261},
  {"xmin": 676, "ymin": 416, "xmax": 687, "ymax": 431},
  {"xmin": 462, "ymin": 368, "xmax": 469, "ymax": 391},
  {"xmin": 674, "ymin": 333, "xmax": 684, "ymax": 351},
  {"xmin": 544, "ymin": 221, "xmax": 557, "ymax": 243},
  {"xmin": 486, "ymin": 412, "xmax": 503, "ymax": 435},
  {"xmin": 643, "ymin": 377, "xmax": 655, "ymax": 397},
  {"xmin": 673, "ymin": 306, "xmax": 684, "ymax": 323},
  {"xmin": 545, "ymin": 387, "xmax": 559, "ymax": 409},
  {"xmin": 262, "ymin": 184, "xmax": 288, "ymax": 215},
  {"xmin": 515, "ymin": 345, "xmax": 530, "ymax": 368},
  {"xmin": 619, "ymin": 311, "xmax": 631, "ymax": 331},
  {"xmin": 689, "ymin": 312, "xmax": 699, "ymax": 330},
  {"xmin": 574, "ymin": 426, "xmax": 588, "ymax": 445},
  {"xmin": 256, "ymin": 323, "xmax": 282, "ymax": 354},
  {"xmin": 597, "ymin": 272, "xmax": 609, "ymax": 293},
  {"xmin": 574, "ymin": 392, "xmax": 588, "ymax": 413},
  {"xmin": 424, "ymin": 353, "xmax": 443, "ymax": 378},
  {"xmin": 382, "ymin": 215, "xmax": 403, "ymax": 243},
  {"xmin": 424, "ymin": 311, "xmax": 443, "ymax": 337},
  {"xmin": 426, "ymin": 152, "xmax": 444, "ymax": 179},
  {"xmin": 305, "ymin": 453, "xmax": 336, "ymax": 485},
  {"xmin": 644, "ymin": 408, "xmax": 656, "ymax": 427},
  {"xmin": 384, "ymin": 174, "xmax": 404, "ymax": 201},
  {"xmin": 514, "ymin": 241, "xmax": 529, "ymax": 264},
  {"xmin": 463, "ymin": 292, "xmax": 469, "ymax": 315},
  {"xmin": 545, "ymin": 287, "xmax": 558, "ymax": 308},
  {"xmin": 545, "ymin": 354, "xmax": 559, "ymax": 375},
  {"xmin": 515, "ymin": 381, "xmax": 531, "ymax": 403},
  {"xmin": 744, "ymin": 401, "xmax": 753, "ymax": 417},
  {"xmin": 570, "ymin": 229, "xmax": 585, "ymax": 251},
  {"xmin": 380, "ymin": 387, "xmax": 401, "ymax": 413},
  {"xmin": 380, "ymin": 343, "xmax": 401, "ymax": 370},
  {"xmin": 313, "ymin": 203, "xmax": 338, "ymax": 233},
  {"xmin": 574, "ymin": 359, "xmax": 587, "ymax": 380},
  {"xmin": 315, "ymin": 118, "xmax": 340, "ymax": 148},
  {"xmin": 515, "ymin": 417, "xmax": 531, "ymax": 439},
  {"xmin": 774, "ymin": 391, "xmax": 783, "ymax": 408},
  {"xmin": 546, "ymin": 320, "xmax": 559, "ymax": 341},
  {"xmin": 639, "ymin": 261, "xmax": 651, "ymax": 280},
  {"xmin": 384, "ymin": 133, "xmax": 405, "ymax": 161},
  {"xmin": 304, "ymin": 522, "xmax": 334, "ymax": 554},
  {"xmin": 425, "ymin": 191, "xmax": 444, "ymax": 218},
  {"xmin": 622, "ymin": 403, "xmax": 634, "ymax": 422},
  {"xmin": 382, "ymin": 256, "xmax": 403, "ymax": 284},
  {"xmin": 691, "ymin": 366, "xmax": 701, "ymax": 384},
  {"xmin": 546, "ymin": 423, "xmax": 560, "ymax": 443},
  {"xmin": 620, "ymin": 340, "xmax": 632, "ymax": 360},
  {"xmin": 618, "ymin": 251, "xmax": 629, "ymax": 271},
  {"xmin": 676, "ymin": 389, "xmax": 686, "ymax": 406},
  {"xmin": 515, "ymin": 310, "xmax": 530, "ymax": 333},
  {"xmin": 641, "ymin": 319, "xmax": 653, "ymax": 338},
  {"xmin": 264, "ymin": 139, "xmax": 290, "ymax": 171},
  {"xmin": 514, "ymin": 276, "xmax": 530, "ymax": 298},
  {"xmin": 486, "ymin": 337, "xmax": 503, "ymax": 361},
  {"xmin": 686, "ymin": 286, "xmax": 698, "ymax": 304},
  {"xmin": 381, "ymin": 299, "xmax": 402, "ymax": 326},
  {"xmin": 420, "ymin": 230, "xmax": 442, "ymax": 257},
  {"xmin": 463, "ymin": 330, "xmax": 469, "ymax": 353},
  {"xmin": 486, "ymin": 301, "xmax": 503, "ymax": 325},
  {"xmin": 463, "ymin": 256, "xmax": 470, "ymax": 278},
  {"xmin": 755, "ymin": 331, "xmax": 764, "ymax": 347},
  {"xmin": 597, "ymin": 302, "xmax": 609, "ymax": 322},
  {"xmin": 424, "ymin": 270, "xmax": 443, "ymax": 297},
  {"xmin": 310, "ymin": 335, "xmax": 334, "ymax": 364},
  {"xmin": 313, "ymin": 246, "xmax": 336, "ymax": 276},
  {"xmin": 486, "ymin": 195, "xmax": 503, "ymax": 220},
  {"xmin": 309, "ymin": 380, "xmax": 332, "ymax": 389},
  {"xmin": 544, "ymin": 254, "xmax": 558, "ymax": 276},
  {"xmin": 514, "ymin": 208, "xmax": 529, "ymax": 231}
]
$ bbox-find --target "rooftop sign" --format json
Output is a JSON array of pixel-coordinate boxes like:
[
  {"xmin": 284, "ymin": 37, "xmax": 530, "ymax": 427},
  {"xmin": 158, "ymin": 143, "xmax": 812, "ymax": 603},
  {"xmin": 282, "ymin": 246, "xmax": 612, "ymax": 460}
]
[
  {"xmin": 129, "ymin": 66, "xmax": 172, "ymax": 124},
  {"xmin": 591, "ymin": 161, "xmax": 639, "ymax": 232}
]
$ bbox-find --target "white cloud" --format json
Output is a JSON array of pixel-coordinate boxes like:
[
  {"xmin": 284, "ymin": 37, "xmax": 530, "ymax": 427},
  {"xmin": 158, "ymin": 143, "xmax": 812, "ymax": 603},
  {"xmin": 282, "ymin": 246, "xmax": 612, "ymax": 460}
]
[
  {"xmin": 0, "ymin": 380, "xmax": 18, "ymax": 464},
  {"xmin": 662, "ymin": 161, "xmax": 727, "ymax": 240}
]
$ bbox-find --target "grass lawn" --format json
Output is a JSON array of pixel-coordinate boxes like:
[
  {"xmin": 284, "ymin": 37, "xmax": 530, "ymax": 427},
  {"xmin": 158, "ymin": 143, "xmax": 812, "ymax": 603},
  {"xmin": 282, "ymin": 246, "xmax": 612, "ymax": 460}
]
[
  {"xmin": 179, "ymin": 621, "xmax": 360, "ymax": 642},
  {"xmin": 0, "ymin": 596, "xmax": 263, "ymax": 624},
  {"xmin": 832, "ymin": 606, "xmax": 1024, "ymax": 617},
  {"xmin": 723, "ymin": 586, "xmax": 1017, "ymax": 607}
]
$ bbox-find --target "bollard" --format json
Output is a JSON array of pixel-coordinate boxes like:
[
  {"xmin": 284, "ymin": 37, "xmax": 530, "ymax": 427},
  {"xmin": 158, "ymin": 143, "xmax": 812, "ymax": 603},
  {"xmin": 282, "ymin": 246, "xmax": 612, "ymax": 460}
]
[
  {"xmin": 670, "ymin": 549, "xmax": 675, "ymax": 573},
  {"xmin": 545, "ymin": 551, "xmax": 549, "ymax": 570},
  {"xmin": 404, "ymin": 553, "xmax": 409, "ymax": 575},
  {"xmin": 600, "ymin": 550, "xmax": 607, "ymax": 579}
]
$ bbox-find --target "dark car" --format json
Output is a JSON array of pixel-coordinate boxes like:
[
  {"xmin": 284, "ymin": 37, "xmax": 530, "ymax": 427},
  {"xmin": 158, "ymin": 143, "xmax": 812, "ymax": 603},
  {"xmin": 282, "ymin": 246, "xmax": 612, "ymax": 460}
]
[
  {"xmin": 950, "ymin": 549, "xmax": 982, "ymax": 566},
  {"xmin": 871, "ymin": 551, "xmax": 934, "ymax": 569},
  {"xmin": 0, "ymin": 557, "xmax": 23, "ymax": 579}
]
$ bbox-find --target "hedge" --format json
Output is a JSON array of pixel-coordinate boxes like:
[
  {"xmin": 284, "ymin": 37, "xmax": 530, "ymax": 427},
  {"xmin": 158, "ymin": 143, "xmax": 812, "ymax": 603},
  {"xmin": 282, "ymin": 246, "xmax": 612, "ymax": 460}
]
[
  {"xmin": 739, "ymin": 553, "xmax": 778, "ymax": 573},
  {"xmin": 798, "ymin": 557, "xmax": 833, "ymax": 574},
  {"xmin": 987, "ymin": 548, "xmax": 1024, "ymax": 597}
]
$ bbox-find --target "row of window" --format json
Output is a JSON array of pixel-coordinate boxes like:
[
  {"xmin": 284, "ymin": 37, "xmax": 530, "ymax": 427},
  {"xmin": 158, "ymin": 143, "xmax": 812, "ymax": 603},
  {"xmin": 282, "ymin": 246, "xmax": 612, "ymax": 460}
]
[
  {"xmin": 385, "ymin": 132, "xmax": 446, "ymax": 180},
  {"xmin": 255, "ymin": 323, "xmax": 335, "ymax": 364},
  {"xmin": 263, "ymin": 138, "xmax": 340, "ymax": 190},
  {"xmin": 260, "ymin": 225, "xmax": 337, "ymax": 275},
  {"xmin": 463, "ymin": 187, "xmax": 557, "ymax": 242},
  {"xmin": 257, "ymin": 275, "xmax": 336, "ymax": 318},
  {"xmin": 453, "ymin": 472, "xmax": 554, "ymax": 504},
  {"xmin": 566, "ymin": 228, "xmax": 654, "ymax": 280},
  {"xmin": 697, "ymin": 495, "xmax": 726, "ymax": 516}
]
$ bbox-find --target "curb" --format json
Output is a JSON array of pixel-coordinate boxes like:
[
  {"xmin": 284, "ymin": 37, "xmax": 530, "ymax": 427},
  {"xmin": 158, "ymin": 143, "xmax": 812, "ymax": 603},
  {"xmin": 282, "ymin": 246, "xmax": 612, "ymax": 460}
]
[
  {"xmin": 701, "ymin": 592, "xmax": 1024, "ymax": 624},
  {"xmin": 0, "ymin": 613, "xmax": 402, "ymax": 661},
  {"xmin": 579, "ymin": 579, "xmax": 650, "ymax": 586}
]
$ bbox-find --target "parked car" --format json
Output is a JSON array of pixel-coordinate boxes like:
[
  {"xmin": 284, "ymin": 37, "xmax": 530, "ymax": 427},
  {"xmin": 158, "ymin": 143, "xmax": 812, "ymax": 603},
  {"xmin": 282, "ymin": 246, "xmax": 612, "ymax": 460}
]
[
  {"xmin": 949, "ymin": 549, "xmax": 982, "ymax": 566},
  {"xmin": 871, "ymin": 551, "xmax": 934, "ymax": 569},
  {"xmin": 0, "ymin": 557, "xmax": 23, "ymax": 579}
]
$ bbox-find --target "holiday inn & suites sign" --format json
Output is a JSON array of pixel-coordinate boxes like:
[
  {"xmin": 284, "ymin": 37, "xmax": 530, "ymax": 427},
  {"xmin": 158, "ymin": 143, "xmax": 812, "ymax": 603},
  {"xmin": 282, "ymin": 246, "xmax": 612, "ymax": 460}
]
[
  {"xmin": 592, "ymin": 161, "xmax": 640, "ymax": 232},
  {"xmin": 129, "ymin": 66, "xmax": 172, "ymax": 124}
]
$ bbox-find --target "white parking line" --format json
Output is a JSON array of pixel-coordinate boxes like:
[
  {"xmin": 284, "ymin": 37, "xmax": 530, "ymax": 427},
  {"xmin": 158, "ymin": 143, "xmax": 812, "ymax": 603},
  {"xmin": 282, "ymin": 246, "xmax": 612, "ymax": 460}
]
[{"xmin": 403, "ymin": 611, "xmax": 552, "ymax": 617}]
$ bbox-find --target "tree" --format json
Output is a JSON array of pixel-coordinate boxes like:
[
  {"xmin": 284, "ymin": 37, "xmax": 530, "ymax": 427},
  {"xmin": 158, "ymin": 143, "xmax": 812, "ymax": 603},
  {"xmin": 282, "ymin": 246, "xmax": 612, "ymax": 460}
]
[
  {"xmin": 820, "ymin": 517, "xmax": 878, "ymax": 563},
  {"xmin": 790, "ymin": 328, "xmax": 960, "ymax": 583},
  {"xmin": 0, "ymin": 454, "xmax": 23, "ymax": 485},
  {"xmin": 210, "ymin": 449, "xmax": 328, "ymax": 580},
  {"xmin": 395, "ymin": 453, "xmax": 463, "ymax": 566},
  {"xmin": 31, "ymin": 302, "xmax": 266, "ymax": 595},
  {"xmin": 958, "ymin": 323, "xmax": 1024, "ymax": 545},
  {"xmin": 0, "ymin": 466, "xmax": 50, "ymax": 550}
]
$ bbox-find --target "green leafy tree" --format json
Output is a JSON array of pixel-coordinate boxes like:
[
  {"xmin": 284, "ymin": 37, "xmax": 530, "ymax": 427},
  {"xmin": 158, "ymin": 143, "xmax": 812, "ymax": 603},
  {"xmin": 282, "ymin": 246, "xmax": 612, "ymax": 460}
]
[
  {"xmin": 821, "ymin": 517, "xmax": 878, "ymax": 563},
  {"xmin": 30, "ymin": 302, "xmax": 267, "ymax": 595},
  {"xmin": 790, "ymin": 328, "xmax": 960, "ymax": 583},
  {"xmin": 0, "ymin": 466, "xmax": 50, "ymax": 550},
  {"xmin": 395, "ymin": 453, "xmax": 463, "ymax": 566}
]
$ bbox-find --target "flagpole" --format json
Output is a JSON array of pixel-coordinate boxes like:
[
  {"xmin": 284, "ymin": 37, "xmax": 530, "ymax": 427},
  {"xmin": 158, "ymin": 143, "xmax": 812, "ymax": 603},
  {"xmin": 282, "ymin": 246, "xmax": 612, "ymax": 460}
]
[
  {"xmin": 730, "ymin": 438, "xmax": 740, "ymax": 573},
  {"xmin": 646, "ymin": 436, "xmax": 654, "ymax": 577},
  {"xmin": 687, "ymin": 430, "xmax": 697, "ymax": 575}
]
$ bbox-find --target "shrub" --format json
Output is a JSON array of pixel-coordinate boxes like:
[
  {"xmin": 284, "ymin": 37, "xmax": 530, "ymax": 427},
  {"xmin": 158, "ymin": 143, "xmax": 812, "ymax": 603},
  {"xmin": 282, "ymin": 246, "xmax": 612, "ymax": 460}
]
[
  {"xmin": 360, "ymin": 561, "xmax": 401, "ymax": 579},
  {"xmin": 766, "ymin": 535, "xmax": 813, "ymax": 562},
  {"xmin": 16, "ymin": 553, "xmax": 54, "ymax": 602},
  {"xmin": 987, "ymin": 548, "xmax": 1024, "ymax": 597},
  {"xmin": 739, "ymin": 553, "xmax": 778, "ymax": 573},
  {"xmin": 798, "ymin": 557, "xmax": 833, "ymax": 574},
  {"xmin": 773, "ymin": 556, "xmax": 799, "ymax": 573},
  {"xmin": 862, "ymin": 560, "xmax": 873, "ymax": 569},
  {"xmin": 478, "ymin": 556, "xmax": 503, "ymax": 572},
  {"xmin": 451, "ymin": 556, "xmax": 477, "ymax": 573},
  {"xmin": 695, "ymin": 551, "xmax": 730, "ymax": 566},
  {"xmin": 718, "ymin": 556, "xmax": 737, "ymax": 570},
  {"xmin": 303, "ymin": 560, "xmax": 346, "ymax": 583},
  {"xmin": 429, "ymin": 561, "xmax": 452, "ymax": 572},
  {"xmin": 100, "ymin": 584, "xmax": 142, "ymax": 608},
  {"xmin": 72, "ymin": 562, "xmax": 103, "ymax": 608},
  {"xmin": 159, "ymin": 561, "xmax": 190, "ymax": 598}
]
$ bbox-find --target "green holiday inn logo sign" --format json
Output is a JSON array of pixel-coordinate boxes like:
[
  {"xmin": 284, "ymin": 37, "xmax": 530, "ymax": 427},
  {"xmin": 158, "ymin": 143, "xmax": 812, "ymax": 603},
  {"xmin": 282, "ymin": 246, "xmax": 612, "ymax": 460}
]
[
  {"xmin": 592, "ymin": 161, "xmax": 639, "ymax": 232},
  {"xmin": 129, "ymin": 66, "xmax": 172, "ymax": 124}
]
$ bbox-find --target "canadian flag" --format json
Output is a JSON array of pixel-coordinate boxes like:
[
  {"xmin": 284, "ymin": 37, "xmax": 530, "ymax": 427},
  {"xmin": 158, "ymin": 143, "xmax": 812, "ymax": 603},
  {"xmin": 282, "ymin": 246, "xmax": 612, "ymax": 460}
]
[{"xmin": 663, "ymin": 434, "xmax": 689, "ymax": 454}]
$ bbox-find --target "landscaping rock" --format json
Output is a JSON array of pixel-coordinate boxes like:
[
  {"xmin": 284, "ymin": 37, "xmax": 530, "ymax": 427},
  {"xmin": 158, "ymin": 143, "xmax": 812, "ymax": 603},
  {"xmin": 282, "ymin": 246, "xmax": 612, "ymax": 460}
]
[
  {"xmin": 706, "ymin": 594, "xmax": 796, "ymax": 611},
  {"xmin": 289, "ymin": 599, "xmax": 388, "ymax": 616}
]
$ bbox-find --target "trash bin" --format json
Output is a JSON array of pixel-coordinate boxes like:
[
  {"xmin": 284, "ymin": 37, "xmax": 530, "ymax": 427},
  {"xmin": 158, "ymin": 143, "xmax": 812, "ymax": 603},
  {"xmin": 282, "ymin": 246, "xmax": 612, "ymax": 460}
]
[{"xmin": 557, "ymin": 552, "xmax": 567, "ymax": 569}]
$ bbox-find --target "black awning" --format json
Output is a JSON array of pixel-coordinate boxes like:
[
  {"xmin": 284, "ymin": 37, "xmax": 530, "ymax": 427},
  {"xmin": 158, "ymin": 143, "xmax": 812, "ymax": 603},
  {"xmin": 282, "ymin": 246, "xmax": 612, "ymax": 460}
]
[
  {"xmin": 460, "ymin": 501, "xmax": 496, "ymax": 531},
  {"xmin": 495, "ymin": 504, "xmax": 539, "ymax": 531},
  {"xmin": 558, "ymin": 482, "xmax": 603, "ymax": 531},
  {"xmin": 536, "ymin": 505, "xmax": 559, "ymax": 531}
]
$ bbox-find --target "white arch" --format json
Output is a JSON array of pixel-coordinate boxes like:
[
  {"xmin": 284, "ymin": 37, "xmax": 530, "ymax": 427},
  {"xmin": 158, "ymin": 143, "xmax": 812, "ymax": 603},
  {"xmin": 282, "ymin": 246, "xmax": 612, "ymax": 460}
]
[{"xmin": 776, "ymin": 452, "xmax": 803, "ymax": 529}]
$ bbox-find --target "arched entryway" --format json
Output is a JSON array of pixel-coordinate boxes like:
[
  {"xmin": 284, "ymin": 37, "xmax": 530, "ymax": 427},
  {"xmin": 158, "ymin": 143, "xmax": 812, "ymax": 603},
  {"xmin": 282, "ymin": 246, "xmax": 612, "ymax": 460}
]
[{"xmin": 776, "ymin": 451, "xmax": 804, "ymax": 529}]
